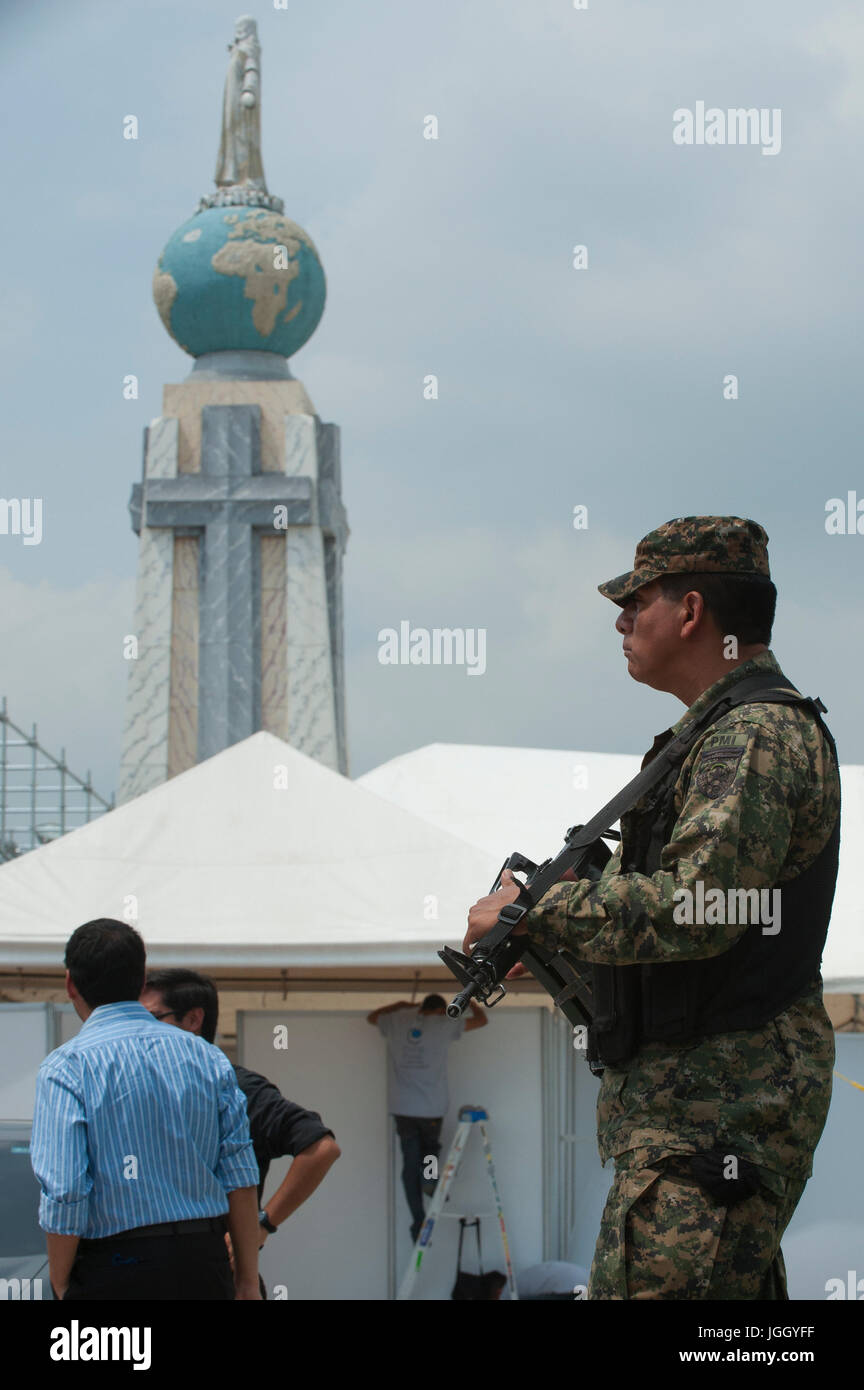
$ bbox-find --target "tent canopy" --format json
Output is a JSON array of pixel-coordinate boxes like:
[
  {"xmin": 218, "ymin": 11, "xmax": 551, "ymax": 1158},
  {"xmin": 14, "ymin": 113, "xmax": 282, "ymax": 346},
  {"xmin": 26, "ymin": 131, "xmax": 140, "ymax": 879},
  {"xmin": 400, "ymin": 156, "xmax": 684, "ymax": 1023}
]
[{"xmin": 0, "ymin": 733, "xmax": 497, "ymax": 968}]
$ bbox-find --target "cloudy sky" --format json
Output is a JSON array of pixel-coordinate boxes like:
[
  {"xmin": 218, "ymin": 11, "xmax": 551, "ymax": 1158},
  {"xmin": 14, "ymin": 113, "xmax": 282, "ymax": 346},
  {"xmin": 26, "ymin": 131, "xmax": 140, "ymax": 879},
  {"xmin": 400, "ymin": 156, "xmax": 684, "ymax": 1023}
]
[{"xmin": 1, "ymin": 0, "xmax": 862, "ymax": 807}]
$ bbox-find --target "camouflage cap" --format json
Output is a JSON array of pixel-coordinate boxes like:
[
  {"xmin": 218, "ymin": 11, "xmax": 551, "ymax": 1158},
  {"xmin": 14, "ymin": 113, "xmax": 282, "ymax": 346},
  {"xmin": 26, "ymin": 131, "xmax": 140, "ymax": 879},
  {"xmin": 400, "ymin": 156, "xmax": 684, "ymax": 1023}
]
[{"xmin": 598, "ymin": 516, "xmax": 771, "ymax": 607}]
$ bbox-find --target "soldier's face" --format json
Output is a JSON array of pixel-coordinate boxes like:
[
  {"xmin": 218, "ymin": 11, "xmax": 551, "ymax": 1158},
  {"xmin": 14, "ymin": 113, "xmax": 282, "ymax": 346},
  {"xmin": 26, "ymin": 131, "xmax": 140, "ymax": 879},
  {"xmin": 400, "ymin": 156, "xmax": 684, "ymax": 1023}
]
[{"xmin": 615, "ymin": 581, "xmax": 683, "ymax": 690}]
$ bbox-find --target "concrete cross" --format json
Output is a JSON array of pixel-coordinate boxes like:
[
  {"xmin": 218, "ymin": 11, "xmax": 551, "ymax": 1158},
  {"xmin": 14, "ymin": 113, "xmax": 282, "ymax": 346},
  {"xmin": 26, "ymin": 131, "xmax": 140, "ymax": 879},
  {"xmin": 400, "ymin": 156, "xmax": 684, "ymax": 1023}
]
[{"xmin": 130, "ymin": 404, "xmax": 319, "ymax": 760}]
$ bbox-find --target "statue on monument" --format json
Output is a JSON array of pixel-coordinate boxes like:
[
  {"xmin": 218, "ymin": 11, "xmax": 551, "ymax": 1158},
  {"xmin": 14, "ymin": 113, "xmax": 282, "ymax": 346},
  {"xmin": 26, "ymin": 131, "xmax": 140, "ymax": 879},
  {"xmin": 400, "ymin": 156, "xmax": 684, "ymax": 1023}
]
[
  {"xmin": 216, "ymin": 15, "xmax": 266, "ymax": 190},
  {"xmin": 201, "ymin": 16, "xmax": 282, "ymax": 212}
]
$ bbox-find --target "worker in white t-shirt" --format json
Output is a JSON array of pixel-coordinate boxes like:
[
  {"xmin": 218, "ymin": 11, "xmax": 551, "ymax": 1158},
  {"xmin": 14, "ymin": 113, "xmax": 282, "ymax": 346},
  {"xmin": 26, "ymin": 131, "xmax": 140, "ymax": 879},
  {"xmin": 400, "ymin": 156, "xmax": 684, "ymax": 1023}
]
[{"xmin": 367, "ymin": 994, "xmax": 488, "ymax": 1242}]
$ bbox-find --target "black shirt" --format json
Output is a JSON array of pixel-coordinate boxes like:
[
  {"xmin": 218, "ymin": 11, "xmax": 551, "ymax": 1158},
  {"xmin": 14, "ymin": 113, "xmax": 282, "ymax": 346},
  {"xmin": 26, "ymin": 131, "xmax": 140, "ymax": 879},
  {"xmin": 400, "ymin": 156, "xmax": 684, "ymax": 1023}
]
[{"xmin": 234, "ymin": 1064, "xmax": 335, "ymax": 1203}]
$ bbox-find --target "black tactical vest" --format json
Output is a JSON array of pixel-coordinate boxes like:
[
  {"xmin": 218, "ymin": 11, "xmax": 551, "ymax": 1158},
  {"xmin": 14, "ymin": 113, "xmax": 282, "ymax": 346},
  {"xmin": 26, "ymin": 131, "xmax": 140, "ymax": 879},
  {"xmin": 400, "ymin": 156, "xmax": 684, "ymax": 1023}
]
[{"xmin": 587, "ymin": 672, "xmax": 840, "ymax": 1070}]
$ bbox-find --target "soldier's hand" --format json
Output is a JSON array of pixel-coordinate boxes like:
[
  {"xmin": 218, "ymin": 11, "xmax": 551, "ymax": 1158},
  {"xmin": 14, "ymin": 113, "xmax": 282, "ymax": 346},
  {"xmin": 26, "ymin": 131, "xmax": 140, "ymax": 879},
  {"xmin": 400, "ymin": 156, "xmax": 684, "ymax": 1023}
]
[{"xmin": 464, "ymin": 869, "xmax": 523, "ymax": 953}]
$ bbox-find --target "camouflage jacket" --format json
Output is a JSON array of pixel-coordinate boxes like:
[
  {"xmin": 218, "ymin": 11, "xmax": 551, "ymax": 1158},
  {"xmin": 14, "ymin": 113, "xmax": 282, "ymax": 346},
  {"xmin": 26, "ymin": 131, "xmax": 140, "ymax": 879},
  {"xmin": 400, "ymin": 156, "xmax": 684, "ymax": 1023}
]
[{"xmin": 525, "ymin": 651, "xmax": 841, "ymax": 1181}]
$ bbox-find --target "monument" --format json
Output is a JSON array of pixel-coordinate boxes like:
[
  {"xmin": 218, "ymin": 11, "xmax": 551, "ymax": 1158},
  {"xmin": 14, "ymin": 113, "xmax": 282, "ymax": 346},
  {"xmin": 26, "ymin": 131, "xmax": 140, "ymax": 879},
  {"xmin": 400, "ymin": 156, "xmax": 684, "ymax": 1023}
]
[{"xmin": 118, "ymin": 16, "xmax": 348, "ymax": 802}]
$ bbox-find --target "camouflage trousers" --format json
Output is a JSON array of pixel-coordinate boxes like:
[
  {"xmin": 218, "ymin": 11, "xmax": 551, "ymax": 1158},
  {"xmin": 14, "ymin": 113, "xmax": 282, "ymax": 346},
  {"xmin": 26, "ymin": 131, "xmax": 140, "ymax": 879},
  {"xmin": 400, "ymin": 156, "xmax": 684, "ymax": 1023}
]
[{"xmin": 589, "ymin": 1150, "xmax": 807, "ymax": 1300}]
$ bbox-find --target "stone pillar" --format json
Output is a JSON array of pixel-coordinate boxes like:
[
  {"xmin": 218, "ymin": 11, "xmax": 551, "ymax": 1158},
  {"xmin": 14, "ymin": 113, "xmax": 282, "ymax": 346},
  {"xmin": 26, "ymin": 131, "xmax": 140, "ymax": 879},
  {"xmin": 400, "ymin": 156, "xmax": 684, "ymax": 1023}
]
[
  {"xmin": 118, "ymin": 355, "xmax": 348, "ymax": 802},
  {"xmin": 275, "ymin": 415, "xmax": 347, "ymax": 771},
  {"xmin": 117, "ymin": 419, "xmax": 178, "ymax": 802}
]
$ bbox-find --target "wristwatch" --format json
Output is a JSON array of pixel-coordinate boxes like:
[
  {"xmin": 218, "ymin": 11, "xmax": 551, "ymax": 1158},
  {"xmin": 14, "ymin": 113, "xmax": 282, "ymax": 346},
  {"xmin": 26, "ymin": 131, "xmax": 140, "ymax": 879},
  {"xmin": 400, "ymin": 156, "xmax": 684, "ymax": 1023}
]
[{"xmin": 258, "ymin": 1209, "xmax": 278, "ymax": 1234}]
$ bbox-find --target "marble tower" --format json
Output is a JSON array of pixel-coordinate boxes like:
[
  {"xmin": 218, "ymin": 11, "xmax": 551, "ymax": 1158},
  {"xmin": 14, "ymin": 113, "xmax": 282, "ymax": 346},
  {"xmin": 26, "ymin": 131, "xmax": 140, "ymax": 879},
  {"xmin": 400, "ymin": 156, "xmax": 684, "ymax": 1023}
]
[{"xmin": 118, "ymin": 16, "xmax": 348, "ymax": 802}]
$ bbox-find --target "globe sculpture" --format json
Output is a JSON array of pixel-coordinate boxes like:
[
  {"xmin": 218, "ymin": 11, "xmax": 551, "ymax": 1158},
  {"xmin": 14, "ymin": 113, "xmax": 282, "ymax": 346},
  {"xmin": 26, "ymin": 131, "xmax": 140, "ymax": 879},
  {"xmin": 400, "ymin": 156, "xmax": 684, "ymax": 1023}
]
[{"xmin": 153, "ymin": 206, "xmax": 326, "ymax": 359}]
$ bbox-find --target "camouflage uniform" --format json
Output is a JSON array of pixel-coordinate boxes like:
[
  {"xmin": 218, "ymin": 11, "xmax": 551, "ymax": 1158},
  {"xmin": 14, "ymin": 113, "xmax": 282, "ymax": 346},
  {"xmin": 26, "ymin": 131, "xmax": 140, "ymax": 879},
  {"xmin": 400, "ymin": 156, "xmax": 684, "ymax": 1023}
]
[{"xmin": 524, "ymin": 518, "xmax": 840, "ymax": 1301}]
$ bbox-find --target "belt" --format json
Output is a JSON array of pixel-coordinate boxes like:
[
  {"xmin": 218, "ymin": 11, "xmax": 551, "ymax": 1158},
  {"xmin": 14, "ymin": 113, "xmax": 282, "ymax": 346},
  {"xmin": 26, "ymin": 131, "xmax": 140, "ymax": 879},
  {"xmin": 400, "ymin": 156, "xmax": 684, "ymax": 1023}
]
[{"xmin": 80, "ymin": 1216, "xmax": 227, "ymax": 1246}]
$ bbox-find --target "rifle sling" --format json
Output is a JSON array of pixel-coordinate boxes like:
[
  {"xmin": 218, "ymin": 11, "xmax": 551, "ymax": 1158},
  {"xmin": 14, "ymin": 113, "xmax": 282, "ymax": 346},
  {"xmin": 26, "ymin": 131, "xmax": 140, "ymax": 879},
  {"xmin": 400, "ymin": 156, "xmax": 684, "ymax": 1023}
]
[{"xmin": 481, "ymin": 675, "xmax": 815, "ymax": 955}]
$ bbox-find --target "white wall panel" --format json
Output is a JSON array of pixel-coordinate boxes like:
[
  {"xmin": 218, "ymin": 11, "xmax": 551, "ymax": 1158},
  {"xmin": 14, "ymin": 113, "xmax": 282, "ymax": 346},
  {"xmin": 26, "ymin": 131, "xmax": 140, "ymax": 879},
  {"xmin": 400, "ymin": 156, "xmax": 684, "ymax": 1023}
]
[
  {"xmin": 0, "ymin": 1005, "xmax": 52, "ymax": 1121},
  {"xmin": 239, "ymin": 1006, "xmax": 546, "ymax": 1300},
  {"xmin": 240, "ymin": 1009, "xmax": 390, "ymax": 1300}
]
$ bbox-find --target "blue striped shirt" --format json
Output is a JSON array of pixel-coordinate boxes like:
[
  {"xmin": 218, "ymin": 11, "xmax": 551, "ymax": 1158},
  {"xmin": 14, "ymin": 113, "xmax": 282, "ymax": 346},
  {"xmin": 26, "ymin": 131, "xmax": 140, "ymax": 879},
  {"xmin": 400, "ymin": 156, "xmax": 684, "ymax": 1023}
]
[{"xmin": 30, "ymin": 1001, "xmax": 259, "ymax": 1238}]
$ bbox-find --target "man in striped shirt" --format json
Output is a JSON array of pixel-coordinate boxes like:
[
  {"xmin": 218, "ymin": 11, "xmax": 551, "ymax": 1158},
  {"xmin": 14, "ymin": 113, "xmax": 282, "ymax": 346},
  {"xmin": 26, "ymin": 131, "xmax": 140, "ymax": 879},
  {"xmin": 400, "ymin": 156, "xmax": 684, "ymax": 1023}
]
[{"xmin": 30, "ymin": 918, "xmax": 262, "ymax": 1300}]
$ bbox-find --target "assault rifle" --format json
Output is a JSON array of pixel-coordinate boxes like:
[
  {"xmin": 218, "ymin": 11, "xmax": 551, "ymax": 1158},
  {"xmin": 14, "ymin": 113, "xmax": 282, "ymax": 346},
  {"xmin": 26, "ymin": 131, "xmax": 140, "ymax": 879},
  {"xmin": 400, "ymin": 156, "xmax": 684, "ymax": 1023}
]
[{"xmin": 438, "ymin": 822, "xmax": 616, "ymax": 1033}]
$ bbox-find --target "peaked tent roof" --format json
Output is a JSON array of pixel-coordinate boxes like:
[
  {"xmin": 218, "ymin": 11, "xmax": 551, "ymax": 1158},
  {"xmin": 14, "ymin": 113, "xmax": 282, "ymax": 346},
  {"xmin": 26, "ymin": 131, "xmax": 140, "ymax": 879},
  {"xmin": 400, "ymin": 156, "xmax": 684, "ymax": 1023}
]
[
  {"xmin": 359, "ymin": 743, "xmax": 864, "ymax": 995},
  {"xmin": 0, "ymin": 733, "xmax": 498, "ymax": 968},
  {"xmin": 359, "ymin": 743, "xmax": 642, "ymax": 860}
]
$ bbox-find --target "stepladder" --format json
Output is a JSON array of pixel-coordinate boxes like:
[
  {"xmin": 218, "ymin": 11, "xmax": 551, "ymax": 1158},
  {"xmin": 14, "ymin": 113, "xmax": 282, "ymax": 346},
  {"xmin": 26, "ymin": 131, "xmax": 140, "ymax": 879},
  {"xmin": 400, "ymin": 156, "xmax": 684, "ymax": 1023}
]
[{"xmin": 396, "ymin": 1105, "xmax": 518, "ymax": 1300}]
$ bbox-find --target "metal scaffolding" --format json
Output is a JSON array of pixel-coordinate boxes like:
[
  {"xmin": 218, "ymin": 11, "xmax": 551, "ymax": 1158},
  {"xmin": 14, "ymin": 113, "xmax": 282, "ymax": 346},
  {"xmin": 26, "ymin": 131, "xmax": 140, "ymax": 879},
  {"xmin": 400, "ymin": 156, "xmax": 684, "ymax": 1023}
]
[{"xmin": 0, "ymin": 697, "xmax": 114, "ymax": 863}]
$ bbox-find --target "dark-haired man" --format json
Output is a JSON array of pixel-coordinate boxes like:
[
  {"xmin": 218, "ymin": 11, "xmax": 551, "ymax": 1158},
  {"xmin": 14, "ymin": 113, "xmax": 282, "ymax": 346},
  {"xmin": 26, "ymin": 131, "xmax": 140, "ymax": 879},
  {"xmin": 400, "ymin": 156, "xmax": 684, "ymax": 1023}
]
[
  {"xmin": 30, "ymin": 920, "xmax": 261, "ymax": 1300},
  {"xmin": 367, "ymin": 993, "xmax": 487, "ymax": 1242},
  {"xmin": 141, "ymin": 968, "xmax": 340, "ymax": 1294},
  {"xmin": 465, "ymin": 517, "xmax": 841, "ymax": 1300}
]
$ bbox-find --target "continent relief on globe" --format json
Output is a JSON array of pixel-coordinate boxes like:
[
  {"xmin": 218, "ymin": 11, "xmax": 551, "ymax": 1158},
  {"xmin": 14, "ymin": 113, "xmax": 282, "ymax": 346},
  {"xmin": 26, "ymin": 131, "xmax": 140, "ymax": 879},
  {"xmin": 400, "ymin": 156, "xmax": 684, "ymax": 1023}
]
[{"xmin": 153, "ymin": 208, "xmax": 326, "ymax": 358}]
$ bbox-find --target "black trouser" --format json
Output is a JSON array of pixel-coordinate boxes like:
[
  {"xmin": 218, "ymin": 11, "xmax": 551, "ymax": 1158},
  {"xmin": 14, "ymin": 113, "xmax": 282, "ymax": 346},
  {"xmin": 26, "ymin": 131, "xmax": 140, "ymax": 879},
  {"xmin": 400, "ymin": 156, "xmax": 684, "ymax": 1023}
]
[
  {"xmin": 394, "ymin": 1115, "xmax": 443, "ymax": 1240},
  {"xmin": 64, "ymin": 1221, "xmax": 234, "ymax": 1301}
]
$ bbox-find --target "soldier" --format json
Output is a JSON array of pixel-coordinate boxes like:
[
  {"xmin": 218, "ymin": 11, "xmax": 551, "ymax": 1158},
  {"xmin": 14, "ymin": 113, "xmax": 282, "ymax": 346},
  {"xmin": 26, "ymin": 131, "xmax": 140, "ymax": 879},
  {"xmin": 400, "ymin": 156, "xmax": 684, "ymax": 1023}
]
[{"xmin": 465, "ymin": 517, "xmax": 841, "ymax": 1300}]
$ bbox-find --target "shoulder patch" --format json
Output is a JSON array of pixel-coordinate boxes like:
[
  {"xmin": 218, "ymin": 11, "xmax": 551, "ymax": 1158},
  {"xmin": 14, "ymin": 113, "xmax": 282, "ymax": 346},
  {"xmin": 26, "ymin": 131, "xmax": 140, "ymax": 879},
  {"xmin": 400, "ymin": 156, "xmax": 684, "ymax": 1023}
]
[{"xmin": 694, "ymin": 731, "xmax": 750, "ymax": 799}]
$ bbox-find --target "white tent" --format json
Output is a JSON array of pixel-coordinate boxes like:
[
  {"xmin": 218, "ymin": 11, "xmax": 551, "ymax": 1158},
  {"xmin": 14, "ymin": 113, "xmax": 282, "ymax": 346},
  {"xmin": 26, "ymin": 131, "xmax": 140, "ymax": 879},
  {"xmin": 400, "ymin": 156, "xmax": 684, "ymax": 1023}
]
[
  {"xmin": 0, "ymin": 732, "xmax": 498, "ymax": 969},
  {"xmin": 3, "ymin": 730, "xmax": 859, "ymax": 989},
  {"xmin": 359, "ymin": 742, "xmax": 864, "ymax": 995}
]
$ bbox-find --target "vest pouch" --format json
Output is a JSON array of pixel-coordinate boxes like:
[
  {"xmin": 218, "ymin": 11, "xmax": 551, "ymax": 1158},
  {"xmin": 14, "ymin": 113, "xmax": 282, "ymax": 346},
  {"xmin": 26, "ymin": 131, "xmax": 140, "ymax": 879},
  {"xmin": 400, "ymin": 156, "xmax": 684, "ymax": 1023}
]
[
  {"xmin": 639, "ymin": 958, "xmax": 717, "ymax": 1043},
  {"xmin": 589, "ymin": 963, "xmax": 641, "ymax": 1067}
]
